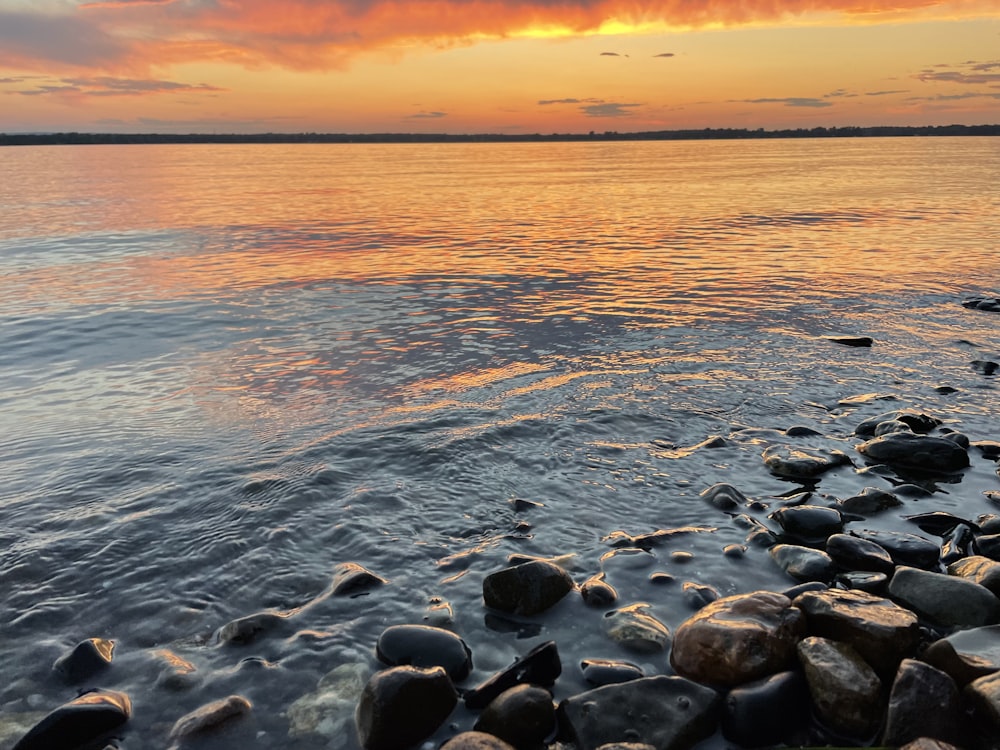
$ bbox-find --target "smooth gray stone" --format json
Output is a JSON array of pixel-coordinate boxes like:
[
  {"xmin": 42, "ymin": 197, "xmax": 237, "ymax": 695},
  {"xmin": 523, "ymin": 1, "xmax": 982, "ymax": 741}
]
[
  {"xmin": 825, "ymin": 533, "xmax": 895, "ymax": 574},
  {"xmin": 355, "ymin": 666, "xmax": 457, "ymax": 750},
  {"xmin": 922, "ymin": 625, "xmax": 1000, "ymax": 686},
  {"xmin": 857, "ymin": 432, "xmax": 969, "ymax": 473},
  {"xmin": 559, "ymin": 675, "xmax": 720, "ymax": 750},
  {"xmin": 769, "ymin": 543, "xmax": 837, "ymax": 583},
  {"xmin": 889, "ymin": 566, "xmax": 1000, "ymax": 629},
  {"xmin": 850, "ymin": 529, "xmax": 940, "ymax": 570},
  {"xmin": 882, "ymin": 660, "xmax": 963, "ymax": 747},
  {"xmin": 604, "ymin": 604, "xmax": 670, "ymax": 653},
  {"xmin": 769, "ymin": 505, "xmax": 844, "ymax": 544},
  {"xmin": 13, "ymin": 689, "xmax": 131, "ymax": 750}
]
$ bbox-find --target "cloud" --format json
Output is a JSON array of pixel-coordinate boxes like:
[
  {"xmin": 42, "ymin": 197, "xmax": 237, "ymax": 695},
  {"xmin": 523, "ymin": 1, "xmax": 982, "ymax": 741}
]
[
  {"xmin": 823, "ymin": 88, "xmax": 857, "ymax": 98},
  {"xmin": 738, "ymin": 97, "xmax": 834, "ymax": 107},
  {"xmin": 538, "ymin": 98, "xmax": 588, "ymax": 105},
  {"xmin": 6, "ymin": 76, "xmax": 225, "ymax": 97},
  {"xmin": 653, "ymin": 52, "xmax": 675, "ymax": 58},
  {"xmin": 0, "ymin": 0, "xmax": 991, "ymax": 76},
  {"xmin": 904, "ymin": 91, "xmax": 1000, "ymax": 102},
  {"xmin": 916, "ymin": 60, "xmax": 1000, "ymax": 85},
  {"xmin": 865, "ymin": 89, "xmax": 908, "ymax": 96},
  {"xmin": 581, "ymin": 101, "xmax": 642, "ymax": 117},
  {"xmin": 406, "ymin": 110, "xmax": 447, "ymax": 118}
]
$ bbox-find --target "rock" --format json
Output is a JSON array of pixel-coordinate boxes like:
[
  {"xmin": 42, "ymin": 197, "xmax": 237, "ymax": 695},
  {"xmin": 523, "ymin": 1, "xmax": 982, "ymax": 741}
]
[
  {"xmin": 12, "ymin": 689, "xmax": 131, "ymax": 750},
  {"xmin": 700, "ymin": 483, "xmax": 748, "ymax": 510},
  {"xmin": 580, "ymin": 658, "xmax": 644, "ymax": 687},
  {"xmin": 464, "ymin": 641, "xmax": 561, "ymax": 710},
  {"xmin": 857, "ymin": 432, "xmax": 970, "ymax": 474},
  {"xmin": 332, "ymin": 562, "xmax": 388, "ymax": 596},
  {"xmin": 288, "ymin": 663, "xmax": 368, "ymax": 739},
  {"xmin": 974, "ymin": 441, "xmax": 1000, "ymax": 461},
  {"xmin": 949, "ymin": 556, "xmax": 1000, "ymax": 597},
  {"xmin": 355, "ymin": 666, "xmax": 457, "ymax": 750},
  {"xmin": 825, "ymin": 533, "xmax": 895, "ymax": 574},
  {"xmin": 721, "ymin": 670, "xmax": 808, "ymax": 746},
  {"xmin": 905, "ymin": 511, "xmax": 980, "ymax": 536},
  {"xmin": 769, "ymin": 544, "xmax": 837, "ymax": 583},
  {"xmin": 762, "ymin": 446, "xmax": 850, "ymax": 479},
  {"xmin": 941, "ymin": 430, "xmax": 971, "ymax": 449},
  {"xmin": 375, "ymin": 624, "xmax": 472, "ymax": 682},
  {"xmin": 603, "ymin": 526, "xmax": 716, "ymax": 550},
  {"xmin": 440, "ymin": 732, "xmax": 516, "ymax": 750},
  {"xmin": 922, "ymin": 625, "xmax": 1000, "ymax": 685},
  {"xmin": 473, "ymin": 685, "xmax": 555, "ymax": 749},
  {"xmin": 732, "ymin": 514, "xmax": 778, "ymax": 547},
  {"xmin": 169, "ymin": 695, "xmax": 251, "ymax": 742},
  {"xmin": 722, "ymin": 544, "xmax": 746, "ymax": 558},
  {"xmin": 838, "ymin": 487, "xmax": 902, "ymax": 515},
  {"xmin": 882, "ymin": 659, "xmax": 964, "ymax": 747},
  {"xmin": 558, "ymin": 675, "xmax": 720, "ymax": 750},
  {"xmin": 670, "ymin": 591, "xmax": 805, "ymax": 687},
  {"xmin": 965, "ymin": 670, "xmax": 1000, "ymax": 730},
  {"xmin": 889, "ymin": 566, "xmax": 1000, "ymax": 628},
  {"xmin": 153, "ymin": 649, "xmax": 199, "ymax": 691},
  {"xmin": 52, "ymin": 638, "xmax": 115, "ymax": 684},
  {"xmin": 218, "ymin": 612, "xmax": 288, "ymax": 645},
  {"xmin": 899, "ymin": 740, "xmax": 963, "ymax": 750},
  {"xmin": 826, "ymin": 335, "xmax": 873, "ymax": 347},
  {"xmin": 836, "ymin": 571, "xmax": 889, "ymax": 594},
  {"xmin": 850, "ymin": 529, "xmax": 940, "ymax": 569},
  {"xmin": 604, "ymin": 604, "xmax": 670, "ymax": 653},
  {"xmin": 769, "ymin": 505, "xmax": 844, "ymax": 544},
  {"xmin": 975, "ymin": 360, "xmax": 1000, "ymax": 376},
  {"xmin": 942, "ymin": 524, "xmax": 974, "ymax": 565},
  {"xmin": 875, "ymin": 419, "xmax": 913, "ymax": 436},
  {"xmin": 580, "ymin": 574, "xmax": 618, "ymax": 608},
  {"xmin": 482, "ymin": 560, "xmax": 574, "ymax": 616},
  {"xmin": 682, "ymin": 582, "xmax": 719, "ymax": 610},
  {"xmin": 963, "ymin": 295, "xmax": 1000, "ymax": 312},
  {"xmin": 793, "ymin": 588, "xmax": 919, "ymax": 679},
  {"xmin": 974, "ymin": 533, "xmax": 1000, "ymax": 561},
  {"xmin": 855, "ymin": 410, "xmax": 941, "ymax": 436},
  {"xmin": 797, "ymin": 636, "xmax": 883, "ymax": 738}
]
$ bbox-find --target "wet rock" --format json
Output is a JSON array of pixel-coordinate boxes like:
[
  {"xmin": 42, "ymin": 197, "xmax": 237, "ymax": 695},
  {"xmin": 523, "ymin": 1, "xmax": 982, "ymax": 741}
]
[
  {"xmin": 580, "ymin": 574, "xmax": 618, "ymax": 608},
  {"xmin": 603, "ymin": 526, "xmax": 716, "ymax": 550},
  {"xmin": 782, "ymin": 581, "xmax": 828, "ymax": 599},
  {"xmin": 682, "ymin": 582, "xmax": 719, "ymax": 610},
  {"xmin": 580, "ymin": 658, "xmax": 644, "ymax": 687},
  {"xmin": 769, "ymin": 544, "xmax": 837, "ymax": 583},
  {"xmin": 722, "ymin": 544, "xmax": 746, "ymax": 558},
  {"xmin": 888, "ymin": 566, "xmax": 1000, "ymax": 628},
  {"xmin": 482, "ymin": 560, "xmax": 574, "ymax": 616},
  {"xmin": 52, "ymin": 638, "xmax": 115, "ymax": 684},
  {"xmin": 473, "ymin": 685, "xmax": 554, "ymax": 750},
  {"xmin": 558, "ymin": 675, "xmax": 720, "ymax": 750},
  {"xmin": 972, "ymin": 360, "xmax": 999, "ymax": 376},
  {"xmin": 857, "ymin": 432, "xmax": 970, "ymax": 474},
  {"xmin": 464, "ymin": 641, "xmax": 561, "ymax": 710},
  {"xmin": 965, "ymin": 670, "xmax": 1000, "ymax": 730},
  {"xmin": 440, "ymin": 732, "xmax": 516, "ymax": 750},
  {"xmin": 881, "ymin": 659, "xmax": 964, "ymax": 747},
  {"xmin": 942, "ymin": 524, "xmax": 975, "ymax": 565},
  {"xmin": 169, "ymin": 695, "xmax": 251, "ymax": 742},
  {"xmin": 838, "ymin": 486, "xmax": 902, "ymax": 515},
  {"xmin": 973, "ymin": 533, "xmax": 1000, "ymax": 560},
  {"xmin": 670, "ymin": 591, "xmax": 805, "ymax": 687},
  {"xmin": 875, "ymin": 419, "xmax": 914, "ymax": 436},
  {"xmin": 922, "ymin": 625, "xmax": 1000, "ymax": 686},
  {"xmin": 218, "ymin": 611, "xmax": 288, "ymax": 646},
  {"xmin": 948, "ymin": 556, "xmax": 1000, "ymax": 597},
  {"xmin": 905, "ymin": 511, "xmax": 980, "ymax": 536},
  {"xmin": 941, "ymin": 430, "xmax": 971, "ymax": 449},
  {"xmin": 797, "ymin": 636, "xmax": 883, "ymax": 738},
  {"xmin": 649, "ymin": 572, "xmax": 674, "ymax": 585},
  {"xmin": 825, "ymin": 533, "xmax": 895, "ymax": 575},
  {"xmin": 732, "ymin": 514, "xmax": 779, "ymax": 547},
  {"xmin": 836, "ymin": 571, "xmax": 889, "ymax": 594},
  {"xmin": 793, "ymin": 588, "xmax": 919, "ymax": 679},
  {"xmin": 375, "ymin": 624, "xmax": 472, "ymax": 682},
  {"xmin": 721, "ymin": 670, "xmax": 808, "ymax": 747},
  {"xmin": 288, "ymin": 663, "xmax": 368, "ymax": 739},
  {"xmin": 762, "ymin": 445, "xmax": 851, "ymax": 479},
  {"xmin": 670, "ymin": 550, "xmax": 694, "ymax": 563},
  {"xmin": 700, "ymin": 483, "xmax": 748, "ymax": 510},
  {"xmin": 355, "ymin": 665, "xmax": 457, "ymax": 750},
  {"xmin": 963, "ymin": 295, "xmax": 1000, "ymax": 312},
  {"xmin": 600, "ymin": 547, "xmax": 657, "ymax": 570},
  {"xmin": 604, "ymin": 604, "xmax": 670, "ymax": 653},
  {"xmin": 826, "ymin": 335, "xmax": 873, "ymax": 347},
  {"xmin": 153, "ymin": 649, "xmax": 199, "ymax": 691},
  {"xmin": 855, "ymin": 410, "xmax": 941, "ymax": 436},
  {"xmin": 332, "ymin": 562, "xmax": 388, "ymax": 596},
  {"xmin": 851, "ymin": 529, "xmax": 940, "ymax": 569},
  {"xmin": 974, "ymin": 441, "xmax": 1000, "ymax": 461},
  {"xmin": 769, "ymin": 505, "xmax": 844, "ymax": 544},
  {"xmin": 12, "ymin": 689, "xmax": 131, "ymax": 750}
]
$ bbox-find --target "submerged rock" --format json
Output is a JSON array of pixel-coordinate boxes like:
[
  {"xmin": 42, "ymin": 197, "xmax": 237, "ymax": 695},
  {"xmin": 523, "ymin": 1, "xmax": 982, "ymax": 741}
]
[
  {"xmin": 218, "ymin": 611, "xmax": 288, "ymax": 646},
  {"xmin": 797, "ymin": 636, "xmax": 883, "ymax": 739},
  {"xmin": 52, "ymin": 638, "xmax": 115, "ymax": 684},
  {"xmin": 857, "ymin": 432, "xmax": 970, "ymax": 474},
  {"xmin": 169, "ymin": 695, "xmax": 251, "ymax": 743},
  {"xmin": 580, "ymin": 658, "xmax": 644, "ymax": 687},
  {"xmin": 580, "ymin": 574, "xmax": 618, "ymax": 608},
  {"xmin": 762, "ymin": 446, "xmax": 850, "ymax": 479},
  {"xmin": 375, "ymin": 624, "xmax": 472, "ymax": 681},
  {"xmin": 332, "ymin": 562, "xmax": 388, "ymax": 596},
  {"xmin": 13, "ymin": 689, "xmax": 131, "ymax": 750},
  {"xmin": 288, "ymin": 663, "xmax": 368, "ymax": 740},
  {"xmin": 670, "ymin": 591, "xmax": 805, "ymax": 687},
  {"xmin": 355, "ymin": 666, "xmax": 457, "ymax": 750},
  {"xmin": 604, "ymin": 604, "xmax": 670, "ymax": 653},
  {"xmin": 559, "ymin": 675, "xmax": 720, "ymax": 750},
  {"xmin": 963, "ymin": 296, "xmax": 1000, "ymax": 312},
  {"xmin": 855, "ymin": 410, "xmax": 941, "ymax": 436},
  {"xmin": 700, "ymin": 483, "xmax": 749, "ymax": 510},
  {"xmin": 838, "ymin": 487, "xmax": 902, "ymax": 515},
  {"xmin": 482, "ymin": 560, "xmax": 574, "ymax": 616}
]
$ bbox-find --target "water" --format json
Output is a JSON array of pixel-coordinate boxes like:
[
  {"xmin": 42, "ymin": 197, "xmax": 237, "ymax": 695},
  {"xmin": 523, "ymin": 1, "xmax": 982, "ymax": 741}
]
[{"xmin": 0, "ymin": 138, "xmax": 998, "ymax": 748}]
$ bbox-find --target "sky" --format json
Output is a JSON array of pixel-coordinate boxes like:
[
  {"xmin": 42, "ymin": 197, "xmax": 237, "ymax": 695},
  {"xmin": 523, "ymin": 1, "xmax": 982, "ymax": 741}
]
[{"xmin": 0, "ymin": 0, "xmax": 998, "ymax": 133}]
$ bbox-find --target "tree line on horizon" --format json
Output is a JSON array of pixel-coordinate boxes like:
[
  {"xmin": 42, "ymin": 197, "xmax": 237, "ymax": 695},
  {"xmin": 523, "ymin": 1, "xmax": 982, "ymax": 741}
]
[{"xmin": 1, "ymin": 124, "xmax": 998, "ymax": 146}]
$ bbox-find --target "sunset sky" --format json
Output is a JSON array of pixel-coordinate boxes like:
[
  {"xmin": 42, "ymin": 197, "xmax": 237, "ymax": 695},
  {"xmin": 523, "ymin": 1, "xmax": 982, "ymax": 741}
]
[{"xmin": 1, "ymin": 0, "xmax": 998, "ymax": 134}]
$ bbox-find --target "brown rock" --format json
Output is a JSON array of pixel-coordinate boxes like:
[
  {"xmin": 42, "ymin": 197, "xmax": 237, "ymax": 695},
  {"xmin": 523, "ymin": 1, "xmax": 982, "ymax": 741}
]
[
  {"xmin": 881, "ymin": 659, "xmax": 964, "ymax": 747},
  {"xmin": 670, "ymin": 591, "xmax": 805, "ymax": 687},
  {"xmin": 948, "ymin": 556, "xmax": 1000, "ymax": 597},
  {"xmin": 797, "ymin": 636, "xmax": 884, "ymax": 738}
]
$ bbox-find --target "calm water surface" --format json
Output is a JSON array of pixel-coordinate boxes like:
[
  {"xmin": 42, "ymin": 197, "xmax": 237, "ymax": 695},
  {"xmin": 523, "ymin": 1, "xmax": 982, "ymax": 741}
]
[{"xmin": 1, "ymin": 139, "xmax": 999, "ymax": 748}]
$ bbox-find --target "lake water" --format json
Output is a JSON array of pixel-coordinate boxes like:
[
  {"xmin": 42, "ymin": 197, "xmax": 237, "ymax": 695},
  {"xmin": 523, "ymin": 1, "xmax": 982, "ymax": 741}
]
[{"xmin": 1, "ymin": 138, "xmax": 999, "ymax": 749}]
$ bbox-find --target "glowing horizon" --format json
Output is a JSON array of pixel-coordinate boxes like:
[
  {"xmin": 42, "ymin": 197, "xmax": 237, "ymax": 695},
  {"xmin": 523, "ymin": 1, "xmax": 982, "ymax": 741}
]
[{"xmin": 0, "ymin": 0, "xmax": 997, "ymax": 133}]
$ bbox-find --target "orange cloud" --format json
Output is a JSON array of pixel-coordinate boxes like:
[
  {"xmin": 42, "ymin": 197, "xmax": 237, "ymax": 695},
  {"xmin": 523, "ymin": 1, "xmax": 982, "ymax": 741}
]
[{"xmin": 1, "ymin": 0, "xmax": 995, "ymax": 77}]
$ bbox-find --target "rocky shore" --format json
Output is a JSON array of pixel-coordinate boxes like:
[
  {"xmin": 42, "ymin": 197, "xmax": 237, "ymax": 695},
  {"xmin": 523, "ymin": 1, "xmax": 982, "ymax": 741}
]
[{"xmin": 6, "ymin": 299, "xmax": 1000, "ymax": 750}]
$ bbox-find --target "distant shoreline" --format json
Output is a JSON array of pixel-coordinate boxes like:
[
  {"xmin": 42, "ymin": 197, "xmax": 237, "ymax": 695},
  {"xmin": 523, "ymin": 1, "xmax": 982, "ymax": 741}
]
[{"xmin": 1, "ymin": 124, "xmax": 998, "ymax": 146}]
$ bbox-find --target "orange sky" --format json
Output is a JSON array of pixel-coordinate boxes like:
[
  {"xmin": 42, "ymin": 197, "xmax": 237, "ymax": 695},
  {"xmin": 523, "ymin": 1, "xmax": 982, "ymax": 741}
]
[{"xmin": 0, "ymin": 0, "xmax": 998, "ymax": 133}]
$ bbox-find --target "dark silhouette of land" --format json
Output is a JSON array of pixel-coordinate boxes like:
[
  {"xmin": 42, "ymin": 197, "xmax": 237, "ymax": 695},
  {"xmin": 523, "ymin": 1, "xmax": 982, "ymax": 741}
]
[{"xmin": 1, "ymin": 124, "xmax": 997, "ymax": 146}]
